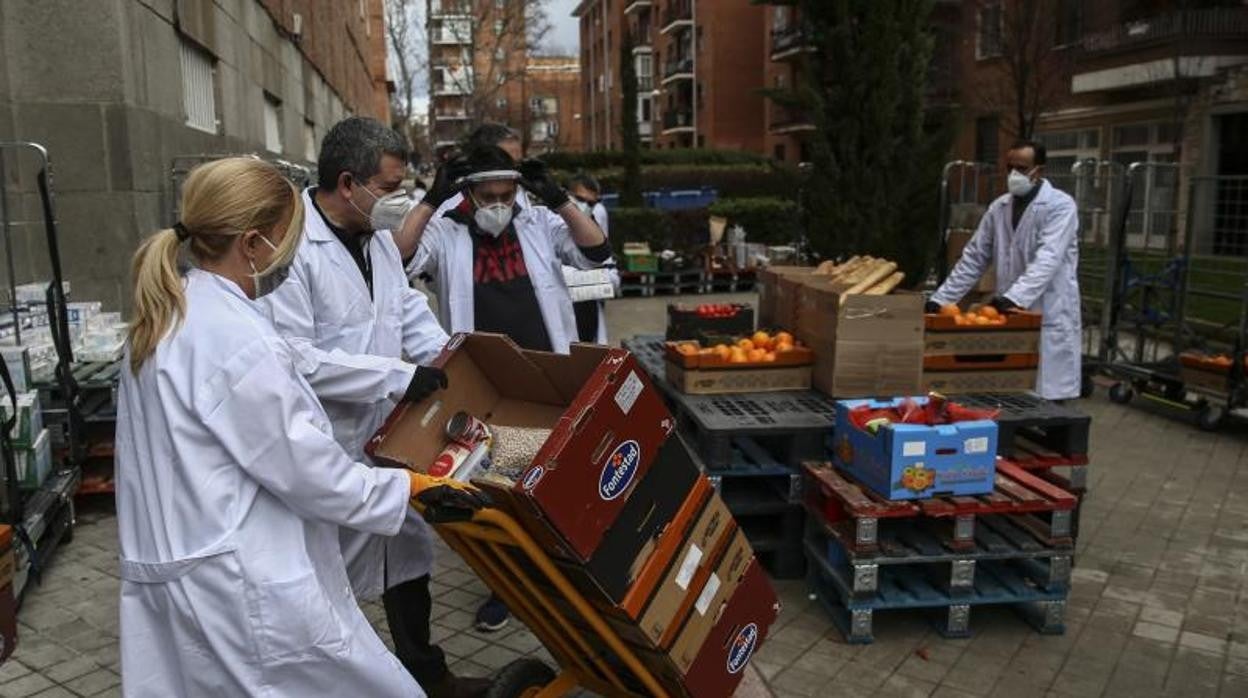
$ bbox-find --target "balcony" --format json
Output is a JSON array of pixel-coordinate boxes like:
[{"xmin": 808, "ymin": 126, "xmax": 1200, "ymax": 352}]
[
  {"xmin": 624, "ymin": 0, "xmax": 652, "ymax": 15},
  {"xmin": 431, "ymin": 18, "xmax": 472, "ymax": 45},
  {"xmin": 631, "ymin": 26, "xmax": 653, "ymax": 51},
  {"xmin": 434, "ymin": 110, "xmax": 472, "ymax": 121},
  {"xmin": 769, "ymin": 108, "xmax": 815, "ymax": 135},
  {"xmin": 661, "ymin": 57, "xmax": 694, "ymax": 85},
  {"xmin": 1073, "ymin": 8, "xmax": 1248, "ymax": 93},
  {"xmin": 770, "ymin": 25, "xmax": 817, "ymax": 61},
  {"xmin": 660, "ymin": 2, "xmax": 693, "ymax": 35},
  {"xmin": 430, "ymin": 0, "xmax": 472, "ymax": 17},
  {"xmin": 662, "ymin": 109, "xmax": 694, "ymax": 134}
]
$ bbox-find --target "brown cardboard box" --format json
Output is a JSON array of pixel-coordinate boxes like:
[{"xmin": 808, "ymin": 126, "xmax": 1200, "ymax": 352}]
[
  {"xmin": 924, "ymin": 328, "xmax": 1041, "ymax": 356},
  {"xmin": 795, "ymin": 285, "xmax": 925, "ymax": 397},
  {"xmin": 668, "ymin": 530, "xmax": 754, "ymax": 672},
  {"xmin": 637, "ymin": 491, "xmax": 736, "ymax": 647},
  {"xmin": 665, "ymin": 363, "xmax": 813, "ymax": 394},
  {"xmin": 922, "ymin": 368, "xmax": 1038, "ymax": 393},
  {"xmin": 367, "ymin": 333, "xmax": 676, "ymax": 563},
  {"xmin": 757, "ymin": 266, "xmax": 815, "ymax": 329}
]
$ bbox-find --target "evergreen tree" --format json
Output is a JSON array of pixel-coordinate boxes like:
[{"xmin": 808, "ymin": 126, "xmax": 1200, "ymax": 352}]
[
  {"xmin": 786, "ymin": 0, "xmax": 952, "ymax": 284},
  {"xmin": 619, "ymin": 33, "xmax": 645, "ymax": 207}
]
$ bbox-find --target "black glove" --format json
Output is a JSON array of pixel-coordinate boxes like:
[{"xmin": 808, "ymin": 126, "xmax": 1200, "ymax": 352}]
[
  {"xmin": 423, "ymin": 156, "xmax": 471, "ymax": 208},
  {"xmin": 417, "ymin": 485, "xmax": 492, "ymax": 524},
  {"xmin": 403, "ymin": 366, "xmax": 448, "ymax": 403},
  {"xmin": 924, "ymin": 300, "xmax": 942, "ymax": 314},
  {"xmin": 989, "ymin": 296, "xmax": 1019, "ymax": 313},
  {"xmin": 518, "ymin": 158, "xmax": 570, "ymax": 210}
]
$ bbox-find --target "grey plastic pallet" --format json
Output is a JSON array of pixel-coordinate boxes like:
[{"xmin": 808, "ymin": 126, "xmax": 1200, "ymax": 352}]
[{"xmin": 952, "ymin": 392, "xmax": 1091, "ymax": 457}]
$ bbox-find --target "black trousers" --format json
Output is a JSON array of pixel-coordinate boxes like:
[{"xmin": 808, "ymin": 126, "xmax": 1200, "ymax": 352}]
[
  {"xmin": 573, "ymin": 300, "xmax": 601, "ymax": 343},
  {"xmin": 383, "ymin": 575, "xmax": 448, "ymax": 685}
]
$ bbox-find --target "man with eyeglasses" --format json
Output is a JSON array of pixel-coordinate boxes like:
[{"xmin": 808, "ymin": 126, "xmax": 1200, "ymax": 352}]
[{"xmin": 927, "ymin": 139, "xmax": 1082, "ymax": 400}]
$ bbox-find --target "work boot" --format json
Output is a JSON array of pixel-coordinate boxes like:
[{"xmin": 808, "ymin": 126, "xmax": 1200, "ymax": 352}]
[{"xmin": 425, "ymin": 672, "xmax": 492, "ymax": 698}]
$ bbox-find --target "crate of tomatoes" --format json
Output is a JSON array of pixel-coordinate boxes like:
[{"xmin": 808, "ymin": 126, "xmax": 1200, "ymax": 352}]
[
  {"xmin": 666, "ymin": 303, "xmax": 755, "ymax": 342},
  {"xmin": 664, "ymin": 331, "xmax": 813, "ymax": 394}
]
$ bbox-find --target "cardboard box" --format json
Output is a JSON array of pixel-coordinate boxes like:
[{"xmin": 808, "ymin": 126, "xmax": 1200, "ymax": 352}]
[
  {"xmin": 757, "ymin": 266, "xmax": 815, "ymax": 328},
  {"xmin": 922, "ymin": 369, "xmax": 1038, "ymax": 394},
  {"xmin": 833, "ymin": 397, "xmax": 997, "ymax": 500},
  {"xmin": 668, "ymin": 530, "xmax": 754, "ymax": 670},
  {"xmin": 665, "ymin": 363, "xmax": 812, "ymax": 394},
  {"xmin": 367, "ymin": 333, "xmax": 676, "ymax": 563},
  {"xmin": 639, "ymin": 559, "xmax": 780, "ymax": 698},
  {"xmin": 795, "ymin": 284, "xmax": 924, "ymax": 398},
  {"xmin": 924, "ymin": 328, "xmax": 1041, "ymax": 356},
  {"xmin": 1179, "ymin": 365, "xmax": 1228, "ymax": 394}
]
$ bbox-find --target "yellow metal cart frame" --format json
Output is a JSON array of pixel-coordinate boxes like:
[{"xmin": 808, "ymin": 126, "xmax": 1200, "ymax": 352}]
[{"xmin": 422, "ymin": 504, "xmax": 672, "ymax": 698}]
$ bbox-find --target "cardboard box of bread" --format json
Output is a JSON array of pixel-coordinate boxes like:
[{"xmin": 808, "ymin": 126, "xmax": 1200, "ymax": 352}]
[
  {"xmin": 367, "ymin": 333, "xmax": 779, "ymax": 696},
  {"xmin": 788, "ymin": 257, "xmax": 924, "ymax": 398}
]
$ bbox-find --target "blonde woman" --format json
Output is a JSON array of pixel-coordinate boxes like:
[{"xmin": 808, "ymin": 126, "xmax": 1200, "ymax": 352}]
[{"xmin": 115, "ymin": 158, "xmax": 482, "ymax": 697}]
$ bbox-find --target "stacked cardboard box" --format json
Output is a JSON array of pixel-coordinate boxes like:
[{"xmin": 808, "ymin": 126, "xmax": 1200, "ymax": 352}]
[
  {"xmin": 922, "ymin": 311, "xmax": 1041, "ymax": 393},
  {"xmin": 368, "ymin": 333, "xmax": 781, "ymax": 696},
  {"xmin": 795, "ymin": 279, "xmax": 924, "ymax": 398},
  {"xmin": 0, "ymin": 525, "xmax": 14, "ymax": 664}
]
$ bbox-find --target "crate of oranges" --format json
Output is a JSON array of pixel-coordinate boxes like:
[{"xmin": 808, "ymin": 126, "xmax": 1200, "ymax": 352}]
[
  {"xmin": 1178, "ymin": 351, "xmax": 1242, "ymax": 395},
  {"xmin": 663, "ymin": 331, "xmax": 814, "ymax": 394},
  {"xmin": 924, "ymin": 304, "xmax": 1042, "ymax": 357}
]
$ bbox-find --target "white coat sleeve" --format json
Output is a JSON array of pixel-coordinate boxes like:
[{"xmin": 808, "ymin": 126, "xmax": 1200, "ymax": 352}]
[
  {"xmin": 931, "ymin": 208, "xmax": 997, "ymax": 306},
  {"xmin": 546, "ymin": 207, "xmax": 606, "ymax": 271},
  {"xmin": 593, "ymin": 205, "xmax": 620, "ymax": 294},
  {"xmin": 401, "ymin": 287, "xmax": 450, "ymax": 365},
  {"xmin": 405, "ymin": 218, "xmax": 442, "ymax": 282},
  {"xmin": 199, "ymin": 339, "xmax": 409, "ymax": 536},
  {"xmin": 265, "ymin": 258, "xmax": 415, "ymax": 404},
  {"xmin": 1003, "ymin": 198, "xmax": 1079, "ymax": 309}
]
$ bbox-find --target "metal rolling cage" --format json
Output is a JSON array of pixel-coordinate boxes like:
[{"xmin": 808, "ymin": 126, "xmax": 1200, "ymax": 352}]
[
  {"xmin": 168, "ymin": 154, "xmax": 316, "ymax": 221},
  {"xmin": 1100, "ymin": 166, "xmax": 1248, "ymax": 429},
  {"xmin": 935, "ymin": 160, "xmax": 998, "ymax": 291},
  {"xmin": 0, "ymin": 142, "xmax": 81, "ymax": 599}
]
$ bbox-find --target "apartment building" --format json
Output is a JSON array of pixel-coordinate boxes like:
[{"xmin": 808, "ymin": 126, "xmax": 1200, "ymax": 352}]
[
  {"xmin": 575, "ymin": 0, "xmax": 767, "ymax": 152},
  {"xmin": 426, "ymin": 0, "xmax": 529, "ymax": 150},
  {"xmin": 526, "ymin": 56, "xmax": 586, "ymax": 154},
  {"xmin": 0, "ymin": 0, "xmax": 391, "ymax": 310},
  {"xmin": 762, "ymin": 4, "xmax": 817, "ymax": 165}
]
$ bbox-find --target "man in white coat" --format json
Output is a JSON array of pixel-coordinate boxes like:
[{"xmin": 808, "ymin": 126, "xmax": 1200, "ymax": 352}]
[
  {"xmin": 929, "ymin": 139, "xmax": 1082, "ymax": 400},
  {"xmin": 263, "ymin": 118, "xmax": 488, "ymax": 698}
]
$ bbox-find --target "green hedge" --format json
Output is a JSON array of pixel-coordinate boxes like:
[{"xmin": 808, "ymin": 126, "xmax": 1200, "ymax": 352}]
[
  {"xmin": 608, "ymin": 197, "xmax": 803, "ymax": 254},
  {"xmin": 707, "ymin": 197, "xmax": 801, "ymax": 246},
  {"xmin": 543, "ymin": 148, "xmax": 769, "ymax": 171},
  {"xmin": 556, "ymin": 164, "xmax": 800, "ymax": 201}
]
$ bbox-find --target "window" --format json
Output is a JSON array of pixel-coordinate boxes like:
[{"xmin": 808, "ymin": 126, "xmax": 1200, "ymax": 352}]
[
  {"xmin": 1055, "ymin": 0, "xmax": 1081, "ymax": 46},
  {"xmin": 773, "ymin": 7, "xmax": 790, "ymax": 32},
  {"xmin": 774, "ymin": 143, "xmax": 787, "ymax": 162},
  {"xmin": 975, "ymin": 116, "xmax": 1000, "ymax": 164},
  {"xmin": 637, "ymin": 54, "xmax": 653, "ymax": 91},
  {"xmin": 1114, "ymin": 124, "xmax": 1151, "ymax": 148},
  {"xmin": 494, "ymin": 20, "xmax": 504, "ymax": 34},
  {"xmin": 180, "ymin": 40, "xmax": 217, "ymax": 133},
  {"xmin": 496, "ymin": 97, "xmax": 508, "ymax": 110},
  {"xmin": 263, "ymin": 93, "xmax": 283, "ymax": 153},
  {"xmin": 977, "ymin": 3, "xmax": 1003, "ymax": 59},
  {"xmin": 640, "ymin": 96, "xmax": 652, "ymax": 122},
  {"xmin": 303, "ymin": 120, "xmax": 316, "ymax": 162}
]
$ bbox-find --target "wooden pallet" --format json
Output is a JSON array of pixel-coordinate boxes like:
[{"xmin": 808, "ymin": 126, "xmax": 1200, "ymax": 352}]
[{"xmin": 804, "ymin": 460, "xmax": 1078, "ymax": 554}]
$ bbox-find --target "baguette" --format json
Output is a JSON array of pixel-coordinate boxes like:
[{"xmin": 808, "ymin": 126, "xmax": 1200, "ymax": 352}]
[
  {"xmin": 840, "ymin": 258, "xmax": 884, "ymax": 286},
  {"xmin": 864, "ymin": 271, "xmax": 905, "ymax": 295},
  {"xmin": 815, "ymin": 260, "xmax": 839, "ymax": 275},
  {"xmin": 846, "ymin": 261, "xmax": 898, "ymax": 294}
]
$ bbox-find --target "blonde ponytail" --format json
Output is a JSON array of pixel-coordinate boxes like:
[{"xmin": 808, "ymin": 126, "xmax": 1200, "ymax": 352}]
[
  {"xmin": 128, "ymin": 229, "xmax": 187, "ymax": 373},
  {"xmin": 127, "ymin": 157, "xmax": 302, "ymax": 373}
]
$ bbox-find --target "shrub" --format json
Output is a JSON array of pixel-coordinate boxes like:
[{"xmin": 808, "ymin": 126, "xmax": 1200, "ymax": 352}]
[
  {"xmin": 608, "ymin": 207, "xmax": 673, "ymax": 252},
  {"xmin": 707, "ymin": 197, "xmax": 802, "ymax": 246}
]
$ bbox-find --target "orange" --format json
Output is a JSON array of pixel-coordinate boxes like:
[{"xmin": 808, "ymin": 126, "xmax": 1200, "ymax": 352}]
[
  {"xmin": 975, "ymin": 316, "xmax": 991, "ymax": 325},
  {"xmin": 763, "ymin": 352, "xmax": 777, "ymax": 362},
  {"xmin": 980, "ymin": 306, "xmax": 1000, "ymax": 319},
  {"xmin": 729, "ymin": 350, "xmax": 749, "ymax": 364},
  {"xmin": 747, "ymin": 348, "xmax": 766, "ymax": 362},
  {"xmin": 699, "ymin": 347, "xmax": 715, "ymax": 355},
  {"xmin": 752, "ymin": 331, "xmax": 771, "ymax": 348},
  {"xmin": 677, "ymin": 342, "xmax": 698, "ymax": 355},
  {"xmin": 939, "ymin": 304, "xmax": 960, "ymax": 317},
  {"xmin": 776, "ymin": 341, "xmax": 794, "ymax": 353},
  {"xmin": 737, "ymin": 338, "xmax": 754, "ymax": 351},
  {"xmin": 965, "ymin": 312, "xmax": 979, "ymax": 322},
  {"xmin": 775, "ymin": 331, "xmax": 794, "ymax": 345},
  {"xmin": 954, "ymin": 315, "xmax": 968, "ymax": 326},
  {"xmin": 713, "ymin": 344, "xmax": 731, "ymax": 358}
]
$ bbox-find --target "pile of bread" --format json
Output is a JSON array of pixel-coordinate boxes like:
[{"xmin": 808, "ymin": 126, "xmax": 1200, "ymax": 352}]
[{"xmin": 812, "ymin": 256, "xmax": 905, "ymax": 295}]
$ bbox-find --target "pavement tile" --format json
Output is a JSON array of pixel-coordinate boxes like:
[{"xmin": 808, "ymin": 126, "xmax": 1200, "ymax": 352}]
[
  {"xmin": 0, "ymin": 663, "xmax": 30, "ymax": 684},
  {"xmin": 42, "ymin": 656, "xmax": 101, "ymax": 684},
  {"xmin": 873, "ymin": 673, "xmax": 937, "ymax": 698},
  {"xmin": 0, "ymin": 673, "xmax": 54, "ymax": 698},
  {"xmin": 28, "ymin": 688, "xmax": 77, "ymax": 698},
  {"xmin": 770, "ymin": 666, "xmax": 826, "ymax": 697},
  {"xmin": 1139, "ymin": 607, "xmax": 1184, "ymax": 628},
  {"xmin": 1178, "ymin": 630, "xmax": 1227, "ymax": 656},
  {"xmin": 62, "ymin": 670, "xmax": 119, "ymax": 697},
  {"xmin": 1133, "ymin": 621, "xmax": 1179, "ymax": 645}
]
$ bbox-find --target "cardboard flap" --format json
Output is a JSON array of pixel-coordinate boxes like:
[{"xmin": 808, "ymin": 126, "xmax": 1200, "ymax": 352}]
[
  {"xmin": 465, "ymin": 333, "xmax": 566, "ymax": 406},
  {"xmin": 527, "ymin": 342, "xmax": 613, "ymax": 402}
]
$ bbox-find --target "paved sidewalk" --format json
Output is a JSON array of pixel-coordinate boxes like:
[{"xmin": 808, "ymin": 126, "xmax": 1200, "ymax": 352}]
[{"xmin": 3, "ymin": 294, "xmax": 1248, "ymax": 696}]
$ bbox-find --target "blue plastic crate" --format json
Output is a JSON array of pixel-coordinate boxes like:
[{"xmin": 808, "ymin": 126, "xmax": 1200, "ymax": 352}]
[{"xmin": 833, "ymin": 397, "xmax": 997, "ymax": 501}]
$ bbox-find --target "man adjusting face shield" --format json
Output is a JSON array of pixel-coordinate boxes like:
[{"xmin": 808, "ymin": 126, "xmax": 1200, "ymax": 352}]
[{"xmin": 464, "ymin": 170, "xmax": 522, "ymax": 238}]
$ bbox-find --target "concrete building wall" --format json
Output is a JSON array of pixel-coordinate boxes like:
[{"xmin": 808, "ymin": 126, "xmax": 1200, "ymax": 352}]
[
  {"xmin": 0, "ymin": 0, "xmax": 390, "ymax": 311},
  {"xmin": 525, "ymin": 57, "xmax": 585, "ymax": 154}
]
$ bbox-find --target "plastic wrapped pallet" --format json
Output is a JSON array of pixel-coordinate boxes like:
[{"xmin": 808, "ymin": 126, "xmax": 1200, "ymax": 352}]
[
  {"xmin": 0, "ymin": 391, "xmax": 42, "ymax": 448},
  {"xmin": 14, "ymin": 428, "xmax": 51, "ymax": 490}
]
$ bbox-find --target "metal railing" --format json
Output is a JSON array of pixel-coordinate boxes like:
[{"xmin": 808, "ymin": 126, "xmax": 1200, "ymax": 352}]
[
  {"xmin": 771, "ymin": 25, "xmax": 815, "ymax": 55},
  {"xmin": 1080, "ymin": 7, "xmax": 1248, "ymax": 54},
  {"xmin": 662, "ymin": 109, "xmax": 693, "ymax": 130},
  {"xmin": 662, "ymin": 1, "xmax": 692, "ymax": 29},
  {"xmin": 663, "ymin": 56, "xmax": 693, "ymax": 79}
]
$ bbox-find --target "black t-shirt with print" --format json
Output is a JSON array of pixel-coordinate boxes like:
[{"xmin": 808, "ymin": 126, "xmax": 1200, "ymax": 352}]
[{"xmin": 447, "ymin": 200, "xmax": 552, "ymax": 352}]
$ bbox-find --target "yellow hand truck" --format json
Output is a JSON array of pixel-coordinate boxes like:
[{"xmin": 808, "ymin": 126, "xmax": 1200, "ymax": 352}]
[{"xmin": 422, "ymin": 503, "xmax": 671, "ymax": 698}]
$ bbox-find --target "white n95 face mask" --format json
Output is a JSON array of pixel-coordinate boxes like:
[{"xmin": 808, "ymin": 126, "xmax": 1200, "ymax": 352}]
[
  {"xmin": 250, "ymin": 235, "xmax": 291, "ymax": 298},
  {"xmin": 1007, "ymin": 169, "xmax": 1036, "ymax": 198},
  {"xmin": 369, "ymin": 190, "xmax": 416, "ymax": 232},
  {"xmin": 474, "ymin": 203, "xmax": 513, "ymax": 237}
]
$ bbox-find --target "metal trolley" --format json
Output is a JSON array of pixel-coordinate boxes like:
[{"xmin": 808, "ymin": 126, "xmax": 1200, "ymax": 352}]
[
  {"xmin": 1100, "ymin": 169, "xmax": 1248, "ymax": 430},
  {"xmin": 416, "ymin": 502, "xmax": 672, "ymax": 697}
]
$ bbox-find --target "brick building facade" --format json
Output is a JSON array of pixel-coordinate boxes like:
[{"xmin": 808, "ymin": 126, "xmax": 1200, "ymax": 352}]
[{"xmin": 0, "ymin": 0, "xmax": 392, "ymax": 310}]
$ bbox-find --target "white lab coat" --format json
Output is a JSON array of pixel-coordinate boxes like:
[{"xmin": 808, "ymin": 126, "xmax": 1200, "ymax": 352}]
[
  {"xmin": 116, "ymin": 269, "xmax": 421, "ymax": 698},
  {"xmin": 932, "ymin": 179, "xmax": 1082, "ymax": 399},
  {"xmin": 407, "ymin": 193, "xmax": 606, "ymax": 354},
  {"xmin": 263, "ymin": 188, "xmax": 450, "ymax": 601}
]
